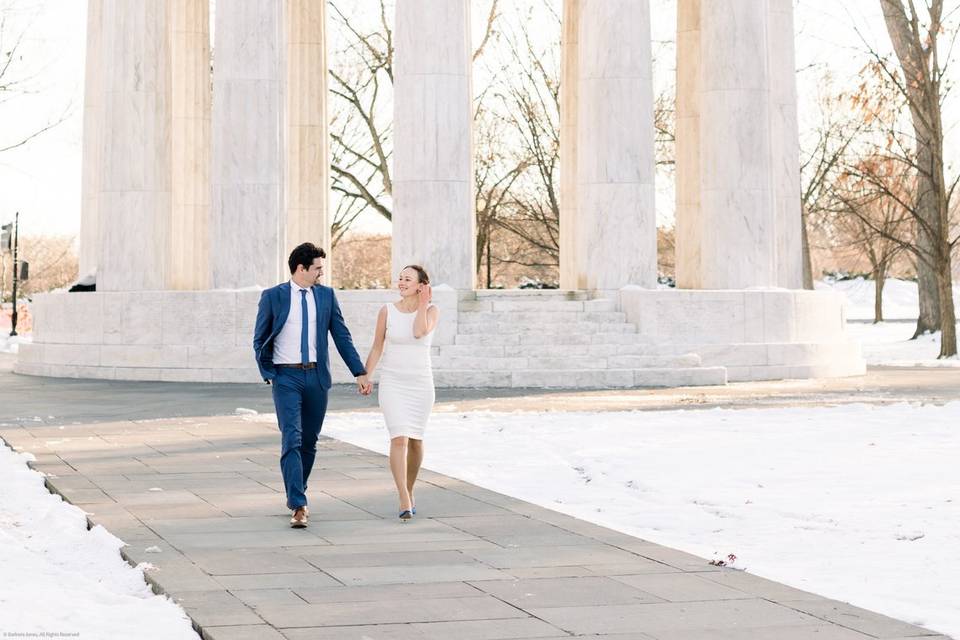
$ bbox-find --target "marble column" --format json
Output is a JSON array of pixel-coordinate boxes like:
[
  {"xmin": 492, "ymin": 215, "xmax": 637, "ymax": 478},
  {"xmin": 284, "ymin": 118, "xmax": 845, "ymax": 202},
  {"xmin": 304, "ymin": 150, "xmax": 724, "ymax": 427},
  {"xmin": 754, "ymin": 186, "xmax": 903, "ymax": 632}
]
[
  {"xmin": 559, "ymin": 0, "xmax": 580, "ymax": 290},
  {"xmin": 285, "ymin": 0, "xmax": 330, "ymax": 284},
  {"xmin": 392, "ymin": 0, "xmax": 475, "ymax": 290},
  {"xmin": 768, "ymin": 0, "xmax": 803, "ymax": 289},
  {"xmin": 79, "ymin": 0, "xmax": 103, "ymax": 280},
  {"xmin": 211, "ymin": 0, "xmax": 284, "ymax": 289},
  {"xmin": 97, "ymin": 0, "xmax": 173, "ymax": 291},
  {"xmin": 674, "ymin": 0, "xmax": 702, "ymax": 290},
  {"xmin": 170, "ymin": 0, "xmax": 211, "ymax": 290},
  {"xmin": 572, "ymin": 0, "xmax": 657, "ymax": 291},
  {"xmin": 677, "ymin": 0, "xmax": 802, "ymax": 290}
]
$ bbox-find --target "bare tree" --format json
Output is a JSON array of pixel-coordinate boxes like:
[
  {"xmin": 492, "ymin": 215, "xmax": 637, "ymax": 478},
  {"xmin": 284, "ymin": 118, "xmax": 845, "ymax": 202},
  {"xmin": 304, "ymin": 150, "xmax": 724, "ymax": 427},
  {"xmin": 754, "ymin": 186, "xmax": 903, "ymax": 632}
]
[
  {"xmin": 0, "ymin": 7, "xmax": 70, "ymax": 153},
  {"xmin": 328, "ymin": 0, "xmax": 395, "ymax": 234},
  {"xmin": 832, "ymin": 155, "xmax": 911, "ymax": 322},
  {"xmin": 478, "ymin": 4, "xmax": 562, "ymax": 279},
  {"xmin": 330, "ymin": 233, "xmax": 391, "ymax": 289},
  {"xmin": 799, "ymin": 76, "xmax": 866, "ymax": 289},
  {"xmin": 329, "ymin": 0, "xmax": 675, "ymax": 288},
  {"xmin": 0, "ymin": 235, "xmax": 78, "ymax": 300},
  {"xmin": 474, "ymin": 102, "xmax": 526, "ymax": 287},
  {"xmin": 327, "ymin": 0, "xmax": 501, "ymax": 242},
  {"xmin": 861, "ymin": 0, "xmax": 959, "ymax": 355},
  {"xmin": 651, "ymin": 39, "xmax": 677, "ymax": 170}
]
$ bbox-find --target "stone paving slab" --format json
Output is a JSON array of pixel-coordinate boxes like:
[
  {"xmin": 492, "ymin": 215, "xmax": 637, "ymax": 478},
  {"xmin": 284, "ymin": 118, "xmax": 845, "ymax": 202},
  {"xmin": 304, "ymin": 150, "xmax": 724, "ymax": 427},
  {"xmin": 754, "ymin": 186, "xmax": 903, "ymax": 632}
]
[
  {"xmin": 5, "ymin": 359, "xmax": 960, "ymax": 429},
  {"xmin": 1, "ymin": 413, "xmax": 951, "ymax": 640}
]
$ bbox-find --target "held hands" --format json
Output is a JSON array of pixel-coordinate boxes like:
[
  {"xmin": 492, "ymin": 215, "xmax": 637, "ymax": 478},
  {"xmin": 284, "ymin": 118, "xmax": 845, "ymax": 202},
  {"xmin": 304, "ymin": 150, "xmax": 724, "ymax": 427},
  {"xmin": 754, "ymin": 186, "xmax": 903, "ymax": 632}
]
[
  {"xmin": 356, "ymin": 374, "xmax": 373, "ymax": 396},
  {"xmin": 417, "ymin": 284, "xmax": 433, "ymax": 307}
]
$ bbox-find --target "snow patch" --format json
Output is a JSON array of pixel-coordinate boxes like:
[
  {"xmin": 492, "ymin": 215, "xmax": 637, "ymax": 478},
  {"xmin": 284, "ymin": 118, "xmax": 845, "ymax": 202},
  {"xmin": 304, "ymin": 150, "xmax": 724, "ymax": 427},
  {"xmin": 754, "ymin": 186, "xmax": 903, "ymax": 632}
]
[
  {"xmin": 0, "ymin": 333, "xmax": 32, "ymax": 354},
  {"xmin": 0, "ymin": 441, "xmax": 199, "ymax": 639},
  {"xmin": 819, "ymin": 277, "xmax": 960, "ymax": 321},
  {"xmin": 848, "ymin": 323, "xmax": 960, "ymax": 367}
]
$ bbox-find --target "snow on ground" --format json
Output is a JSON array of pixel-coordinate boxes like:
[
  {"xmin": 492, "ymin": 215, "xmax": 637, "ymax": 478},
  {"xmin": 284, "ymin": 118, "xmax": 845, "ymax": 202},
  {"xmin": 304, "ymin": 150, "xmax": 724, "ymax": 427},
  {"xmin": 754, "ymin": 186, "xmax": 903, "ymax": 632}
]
[
  {"xmin": 848, "ymin": 322, "xmax": 960, "ymax": 367},
  {"xmin": 0, "ymin": 442, "xmax": 199, "ymax": 639},
  {"xmin": 0, "ymin": 334, "xmax": 30, "ymax": 354},
  {"xmin": 816, "ymin": 277, "xmax": 960, "ymax": 367},
  {"xmin": 322, "ymin": 404, "xmax": 960, "ymax": 639},
  {"xmin": 818, "ymin": 276, "xmax": 960, "ymax": 321}
]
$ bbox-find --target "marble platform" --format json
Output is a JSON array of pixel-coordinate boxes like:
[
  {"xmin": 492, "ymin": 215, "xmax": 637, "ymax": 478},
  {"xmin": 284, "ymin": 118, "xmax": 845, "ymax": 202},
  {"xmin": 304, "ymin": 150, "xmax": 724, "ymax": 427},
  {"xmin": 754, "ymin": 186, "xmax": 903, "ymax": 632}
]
[
  {"xmin": 619, "ymin": 288, "xmax": 865, "ymax": 381},
  {"xmin": 15, "ymin": 288, "xmax": 863, "ymax": 387}
]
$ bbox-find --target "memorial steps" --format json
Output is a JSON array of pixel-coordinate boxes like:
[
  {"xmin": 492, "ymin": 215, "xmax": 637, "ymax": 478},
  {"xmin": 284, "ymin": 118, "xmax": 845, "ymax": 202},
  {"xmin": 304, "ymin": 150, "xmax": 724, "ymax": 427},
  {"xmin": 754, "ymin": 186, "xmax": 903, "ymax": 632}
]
[{"xmin": 428, "ymin": 290, "xmax": 728, "ymax": 389}]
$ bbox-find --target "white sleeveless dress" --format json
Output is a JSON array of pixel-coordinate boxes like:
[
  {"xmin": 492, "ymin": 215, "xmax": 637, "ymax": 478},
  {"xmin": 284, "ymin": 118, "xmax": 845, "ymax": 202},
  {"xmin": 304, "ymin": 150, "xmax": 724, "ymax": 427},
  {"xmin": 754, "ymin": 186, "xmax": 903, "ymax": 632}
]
[{"xmin": 377, "ymin": 303, "xmax": 436, "ymax": 439}]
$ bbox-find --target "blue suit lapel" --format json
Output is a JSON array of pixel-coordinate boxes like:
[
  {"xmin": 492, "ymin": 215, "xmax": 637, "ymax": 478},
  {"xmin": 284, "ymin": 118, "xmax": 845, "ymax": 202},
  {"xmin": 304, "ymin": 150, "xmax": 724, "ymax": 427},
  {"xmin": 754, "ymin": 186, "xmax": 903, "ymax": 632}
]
[
  {"xmin": 275, "ymin": 282, "xmax": 292, "ymax": 332},
  {"xmin": 312, "ymin": 286, "xmax": 326, "ymax": 335}
]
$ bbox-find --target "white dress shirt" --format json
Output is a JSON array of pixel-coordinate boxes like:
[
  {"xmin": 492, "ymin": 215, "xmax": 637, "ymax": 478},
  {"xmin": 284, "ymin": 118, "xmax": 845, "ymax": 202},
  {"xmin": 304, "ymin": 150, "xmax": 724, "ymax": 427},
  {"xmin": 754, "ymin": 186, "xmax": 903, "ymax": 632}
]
[{"xmin": 272, "ymin": 281, "xmax": 318, "ymax": 364}]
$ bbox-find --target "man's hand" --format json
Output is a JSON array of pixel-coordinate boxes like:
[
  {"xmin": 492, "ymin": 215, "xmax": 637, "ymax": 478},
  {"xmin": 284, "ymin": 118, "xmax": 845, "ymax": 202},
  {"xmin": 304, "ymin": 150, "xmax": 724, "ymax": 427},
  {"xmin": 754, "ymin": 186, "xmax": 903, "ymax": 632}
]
[{"xmin": 356, "ymin": 374, "xmax": 372, "ymax": 395}]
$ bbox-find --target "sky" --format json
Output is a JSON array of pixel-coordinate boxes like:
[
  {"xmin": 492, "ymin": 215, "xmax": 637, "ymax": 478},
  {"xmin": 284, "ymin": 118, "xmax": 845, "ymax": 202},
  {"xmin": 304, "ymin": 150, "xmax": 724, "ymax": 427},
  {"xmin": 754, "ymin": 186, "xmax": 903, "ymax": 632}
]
[{"xmin": 0, "ymin": 0, "xmax": 905, "ymax": 240}]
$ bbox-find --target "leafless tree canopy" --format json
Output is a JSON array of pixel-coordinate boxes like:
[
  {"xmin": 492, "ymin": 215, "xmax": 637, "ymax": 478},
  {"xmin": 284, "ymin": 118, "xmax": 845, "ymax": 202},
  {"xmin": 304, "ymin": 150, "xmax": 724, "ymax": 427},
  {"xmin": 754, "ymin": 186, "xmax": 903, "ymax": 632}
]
[
  {"xmin": 850, "ymin": 0, "xmax": 959, "ymax": 355},
  {"xmin": 328, "ymin": 0, "xmax": 395, "ymax": 245},
  {"xmin": 0, "ymin": 234, "xmax": 78, "ymax": 302},
  {"xmin": 0, "ymin": 6, "xmax": 70, "ymax": 153},
  {"xmin": 328, "ymin": 0, "xmax": 676, "ymax": 287}
]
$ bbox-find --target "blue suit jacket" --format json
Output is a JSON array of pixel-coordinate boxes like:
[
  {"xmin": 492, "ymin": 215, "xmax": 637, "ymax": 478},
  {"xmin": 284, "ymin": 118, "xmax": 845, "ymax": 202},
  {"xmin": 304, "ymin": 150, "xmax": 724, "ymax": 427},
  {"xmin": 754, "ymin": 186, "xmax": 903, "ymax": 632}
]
[{"xmin": 253, "ymin": 283, "xmax": 366, "ymax": 387}]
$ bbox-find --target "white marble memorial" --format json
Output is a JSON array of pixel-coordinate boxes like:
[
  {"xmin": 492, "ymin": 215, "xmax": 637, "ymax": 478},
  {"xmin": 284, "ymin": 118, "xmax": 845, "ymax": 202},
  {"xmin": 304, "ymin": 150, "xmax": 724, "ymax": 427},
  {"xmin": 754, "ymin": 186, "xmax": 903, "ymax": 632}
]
[
  {"xmin": 559, "ymin": 0, "xmax": 580, "ymax": 291},
  {"xmin": 285, "ymin": 0, "xmax": 331, "ymax": 283},
  {"xmin": 566, "ymin": 0, "xmax": 657, "ymax": 291},
  {"xmin": 768, "ymin": 0, "xmax": 804, "ymax": 289},
  {"xmin": 97, "ymin": 0, "xmax": 173, "ymax": 291},
  {"xmin": 79, "ymin": 0, "xmax": 103, "ymax": 280},
  {"xmin": 392, "ymin": 0, "xmax": 475, "ymax": 290},
  {"xmin": 676, "ymin": 0, "xmax": 804, "ymax": 289},
  {"xmin": 210, "ymin": 0, "xmax": 284, "ymax": 289},
  {"xmin": 170, "ymin": 0, "xmax": 211, "ymax": 290},
  {"xmin": 18, "ymin": 0, "xmax": 865, "ymax": 387}
]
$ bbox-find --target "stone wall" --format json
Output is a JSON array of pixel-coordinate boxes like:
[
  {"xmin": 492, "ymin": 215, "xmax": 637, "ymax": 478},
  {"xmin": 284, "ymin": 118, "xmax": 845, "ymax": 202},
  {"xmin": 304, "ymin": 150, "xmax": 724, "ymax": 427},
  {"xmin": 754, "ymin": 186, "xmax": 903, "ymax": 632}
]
[{"xmin": 15, "ymin": 287, "xmax": 459, "ymax": 384}]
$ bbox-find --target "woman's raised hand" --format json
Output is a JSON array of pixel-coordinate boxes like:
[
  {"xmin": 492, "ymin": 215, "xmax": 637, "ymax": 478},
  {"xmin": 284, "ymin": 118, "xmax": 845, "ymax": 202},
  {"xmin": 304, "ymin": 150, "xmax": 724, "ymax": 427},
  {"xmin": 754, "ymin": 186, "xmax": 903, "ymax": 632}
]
[{"xmin": 417, "ymin": 284, "xmax": 433, "ymax": 306}]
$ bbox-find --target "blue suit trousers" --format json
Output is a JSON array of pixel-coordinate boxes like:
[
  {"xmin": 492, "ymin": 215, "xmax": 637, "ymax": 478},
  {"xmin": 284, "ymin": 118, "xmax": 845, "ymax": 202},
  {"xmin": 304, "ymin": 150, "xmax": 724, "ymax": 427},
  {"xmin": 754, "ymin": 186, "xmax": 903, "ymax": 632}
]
[{"xmin": 271, "ymin": 367, "xmax": 328, "ymax": 510}]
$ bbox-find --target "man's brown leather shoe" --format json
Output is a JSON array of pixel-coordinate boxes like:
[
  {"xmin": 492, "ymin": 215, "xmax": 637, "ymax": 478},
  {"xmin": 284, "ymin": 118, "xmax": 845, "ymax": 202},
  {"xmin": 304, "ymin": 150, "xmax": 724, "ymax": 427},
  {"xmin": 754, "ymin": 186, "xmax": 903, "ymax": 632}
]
[{"xmin": 290, "ymin": 506, "xmax": 308, "ymax": 528}]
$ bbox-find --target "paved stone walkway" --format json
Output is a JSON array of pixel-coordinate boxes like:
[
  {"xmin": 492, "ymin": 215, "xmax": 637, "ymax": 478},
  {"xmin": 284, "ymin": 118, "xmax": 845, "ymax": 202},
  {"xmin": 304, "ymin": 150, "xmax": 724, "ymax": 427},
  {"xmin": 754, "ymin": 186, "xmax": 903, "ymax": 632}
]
[
  {"xmin": 4, "ymin": 353, "xmax": 960, "ymax": 430},
  {"xmin": 0, "ymin": 412, "xmax": 950, "ymax": 640}
]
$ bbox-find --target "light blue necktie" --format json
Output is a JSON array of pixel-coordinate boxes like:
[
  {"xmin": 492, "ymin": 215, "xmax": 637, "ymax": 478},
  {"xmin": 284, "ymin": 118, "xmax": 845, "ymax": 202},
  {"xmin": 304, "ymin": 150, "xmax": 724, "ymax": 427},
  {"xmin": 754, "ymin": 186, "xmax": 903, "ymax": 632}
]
[{"xmin": 300, "ymin": 289, "xmax": 310, "ymax": 364}]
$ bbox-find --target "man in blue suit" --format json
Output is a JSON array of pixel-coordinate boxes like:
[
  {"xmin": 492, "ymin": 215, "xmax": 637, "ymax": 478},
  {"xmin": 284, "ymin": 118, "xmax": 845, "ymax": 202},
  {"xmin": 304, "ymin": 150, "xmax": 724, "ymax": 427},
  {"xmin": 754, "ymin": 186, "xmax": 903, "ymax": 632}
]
[{"xmin": 253, "ymin": 242, "xmax": 371, "ymax": 528}]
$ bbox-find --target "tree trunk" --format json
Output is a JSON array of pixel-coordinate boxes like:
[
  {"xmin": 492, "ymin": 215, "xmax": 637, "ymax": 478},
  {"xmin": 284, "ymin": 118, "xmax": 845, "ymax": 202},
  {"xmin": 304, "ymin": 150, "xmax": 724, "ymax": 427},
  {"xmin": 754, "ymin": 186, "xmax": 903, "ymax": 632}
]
[
  {"xmin": 878, "ymin": 0, "xmax": 944, "ymax": 338},
  {"xmin": 913, "ymin": 211, "xmax": 942, "ymax": 338},
  {"xmin": 935, "ymin": 242, "xmax": 958, "ymax": 357},
  {"xmin": 873, "ymin": 266, "xmax": 885, "ymax": 324},
  {"xmin": 801, "ymin": 209, "xmax": 814, "ymax": 290},
  {"xmin": 909, "ymin": 133, "xmax": 942, "ymax": 337},
  {"xmin": 486, "ymin": 231, "xmax": 493, "ymax": 289},
  {"xmin": 475, "ymin": 221, "xmax": 487, "ymax": 276}
]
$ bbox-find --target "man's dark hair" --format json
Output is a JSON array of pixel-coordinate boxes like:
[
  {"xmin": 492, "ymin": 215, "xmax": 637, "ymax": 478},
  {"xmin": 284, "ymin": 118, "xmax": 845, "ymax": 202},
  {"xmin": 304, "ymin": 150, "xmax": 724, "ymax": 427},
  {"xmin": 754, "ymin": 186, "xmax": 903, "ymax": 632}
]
[{"xmin": 288, "ymin": 243, "xmax": 326, "ymax": 274}]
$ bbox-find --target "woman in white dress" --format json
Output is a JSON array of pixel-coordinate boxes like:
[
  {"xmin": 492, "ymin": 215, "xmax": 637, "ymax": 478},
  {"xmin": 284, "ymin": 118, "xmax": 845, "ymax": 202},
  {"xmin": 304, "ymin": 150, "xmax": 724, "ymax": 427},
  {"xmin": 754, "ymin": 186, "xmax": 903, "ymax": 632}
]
[{"xmin": 363, "ymin": 265, "xmax": 439, "ymax": 520}]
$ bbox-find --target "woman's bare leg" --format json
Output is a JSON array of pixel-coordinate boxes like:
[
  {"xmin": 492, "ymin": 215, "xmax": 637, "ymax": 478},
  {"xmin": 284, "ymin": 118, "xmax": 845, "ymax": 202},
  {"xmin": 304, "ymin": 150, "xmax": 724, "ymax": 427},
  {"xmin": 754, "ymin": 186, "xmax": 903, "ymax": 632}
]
[
  {"xmin": 390, "ymin": 436, "xmax": 412, "ymax": 511},
  {"xmin": 406, "ymin": 438, "xmax": 424, "ymax": 507}
]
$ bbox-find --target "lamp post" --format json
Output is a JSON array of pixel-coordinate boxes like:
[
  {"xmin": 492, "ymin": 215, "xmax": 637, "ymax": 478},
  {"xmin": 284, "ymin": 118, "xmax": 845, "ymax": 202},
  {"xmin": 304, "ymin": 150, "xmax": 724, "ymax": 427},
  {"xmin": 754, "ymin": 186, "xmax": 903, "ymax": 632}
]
[{"xmin": 9, "ymin": 211, "xmax": 19, "ymax": 337}]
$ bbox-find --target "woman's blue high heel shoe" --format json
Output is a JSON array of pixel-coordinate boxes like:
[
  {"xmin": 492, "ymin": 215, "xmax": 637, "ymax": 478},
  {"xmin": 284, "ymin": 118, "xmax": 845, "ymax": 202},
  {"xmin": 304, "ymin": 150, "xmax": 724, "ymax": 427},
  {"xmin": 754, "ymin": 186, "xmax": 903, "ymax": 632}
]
[{"xmin": 399, "ymin": 509, "xmax": 413, "ymax": 521}]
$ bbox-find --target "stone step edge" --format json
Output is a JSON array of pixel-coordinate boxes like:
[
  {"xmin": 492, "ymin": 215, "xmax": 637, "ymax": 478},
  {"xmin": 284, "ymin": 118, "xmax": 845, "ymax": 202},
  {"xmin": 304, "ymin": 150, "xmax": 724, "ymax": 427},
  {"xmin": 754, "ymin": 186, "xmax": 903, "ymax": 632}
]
[
  {"xmin": 431, "ymin": 367, "xmax": 728, "ymax": 380},
  {"xmin": 431, "ymin": 367, "xmax": 729, "ymax": 388},
  {"xmin": 432, "ymin": 356, "xmax": 702, "ymax": 368}
]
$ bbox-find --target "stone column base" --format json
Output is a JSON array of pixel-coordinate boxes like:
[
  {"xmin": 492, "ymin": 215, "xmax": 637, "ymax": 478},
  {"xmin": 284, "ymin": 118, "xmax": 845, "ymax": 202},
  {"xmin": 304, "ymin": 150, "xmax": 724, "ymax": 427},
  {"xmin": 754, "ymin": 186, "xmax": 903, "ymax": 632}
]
[
  {"xmin": 15, "ymin": 287, "xmax": 865, "ymax": 386},
  {"xmin": 618, "ymin": 288, "xmax": 865, "ymax": 381},
  {"xmin": 14, "ymin": 288, "xmax": 459, "ymax": 384}
]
